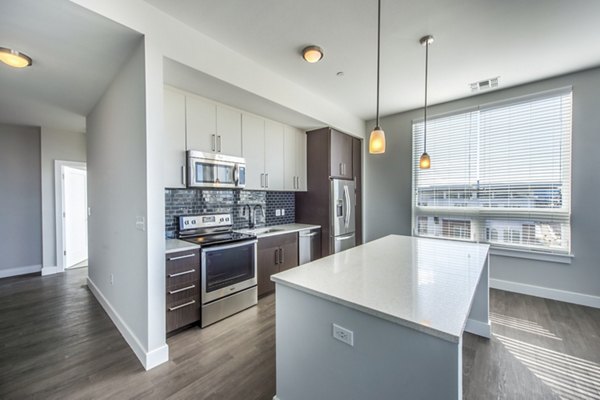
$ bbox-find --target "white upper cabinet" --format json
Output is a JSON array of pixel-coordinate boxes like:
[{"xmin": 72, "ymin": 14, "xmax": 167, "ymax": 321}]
[
  {"xmin": 166, "ymin": 88, "xmax": 306, "ymax": 192},
  {"xmin": 186, "ymin": 94, "xmax": 216, "ymax": 153},
  {"xmin": 242, "ymin": 114, "xmax": 285, "ymax": 191},
  {"xmin": 216, "ymin": 105, "xmax": 242, "ymax": 156},
  {"xmin": 163, "ymin": 87, "xmax": 187, "ymax": 188},
  {"xmin": 242, "ymin": 113, "xmax": 265, "ymax": 190},
  {"xmin": 284, "ymin": 126, "xmax": 307, "ymax": 191},
  {"xmin": 186, "ymin": 94, "xmax": 242, "ymax": 156},
  {"xmin": 264, "ymin": 120, "xmax": 285, "ymax": 190}
]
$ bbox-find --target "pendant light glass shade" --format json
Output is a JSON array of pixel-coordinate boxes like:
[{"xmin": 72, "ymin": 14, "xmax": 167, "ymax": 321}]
[
  {"xmin": 0, "ymin": 47, "xmax": 32, "ymax": 68},
  {"xmin": 419, "ymin": 152, "xmax": 430, "ymax": 169},
  {"xmin": 369, "ymin": 126, "xmax": 386, "ymax": 154},
  {"xmin": 369, "ymin": 0, "xmax": 385, "ymax": 155}
]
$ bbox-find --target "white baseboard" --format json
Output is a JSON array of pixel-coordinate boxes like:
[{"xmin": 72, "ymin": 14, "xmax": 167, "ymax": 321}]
[
  {"xmin": 465, "ymin": 318, "xmax": 491, "ymax": 338},
  {"xmin": 41, "ymin": 265, "xmax": 62, "ymax": 276},
  {"xmin": 87, "ymin": 277, "xmax": 169, "ymax": 370},
  {"xmin": 490, "ymin": 278, "xmax": 600, "ymax": 309},
  {"xmin": 0, "ymin": 264, "xmax": 41, "ymax": 278}
]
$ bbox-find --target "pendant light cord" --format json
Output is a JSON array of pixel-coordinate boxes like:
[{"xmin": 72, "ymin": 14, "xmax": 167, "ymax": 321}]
[
  {"xmin": 376, "ymin": 0, "xmax": 381, "ymax": 127},
  {"xmin": 423, "ymin": 39, "xmax": 429, "ymax": 153}
]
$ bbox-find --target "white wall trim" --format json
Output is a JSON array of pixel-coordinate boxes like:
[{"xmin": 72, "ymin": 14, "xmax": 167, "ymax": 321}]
[
  {"xmin": 55, "ymin": 160, "xmax": 87, "ymax": 274},
  {"xmin": 465, "ymin": 319, "xmax": 491, "ymax": 338},
  {"xmin": 87, "ymin": 277, "xmax": 169, "ymax": 370},
  {"xmin": 490, "ymin": 278, "xmax": 600, "ymax": 309},
  {"xmin": 41, "ymin": 265, "xmax": 61, "ymax": 276},
  {"xmin": 0, "ymin": 264, "xmax": 41, "ymax": 279}
]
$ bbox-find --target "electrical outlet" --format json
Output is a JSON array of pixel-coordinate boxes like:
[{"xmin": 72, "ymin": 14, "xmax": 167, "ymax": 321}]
[
  {"xmin": 281, "ymin": 209, "xmax": 285, "ymax": 216},
  {"xmin": 136, "ymin": 216, "xmax": 146, "ymax": 231},
  {"xmin": 275, "ymin": 209, "xmax": 281, "ymax": 216},
  {"xmin": 110, "ymin": 273, "xmax": 114, "ymax": 285},
  {"xmin": 332, "ymin": 323, "xmax": 354, "ymax": 346}
]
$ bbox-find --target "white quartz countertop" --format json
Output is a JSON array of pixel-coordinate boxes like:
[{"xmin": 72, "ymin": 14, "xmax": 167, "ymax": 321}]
[
  {"xmin": 236, "ymin": 223, "xmax": 320, "ymax": 238},
  {"xmin": 165, "ymin": 239, "xmax": 200, "ymax": 254},
  {"xmin": 271, "ymin": 235, "xmax": 489, "ymax": 342}
]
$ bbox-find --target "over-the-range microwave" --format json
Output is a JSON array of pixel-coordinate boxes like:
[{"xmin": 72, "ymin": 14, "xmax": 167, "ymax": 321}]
[{"xmin": 187, "ymin": 150, "xmax": 246, "ymax": 189}]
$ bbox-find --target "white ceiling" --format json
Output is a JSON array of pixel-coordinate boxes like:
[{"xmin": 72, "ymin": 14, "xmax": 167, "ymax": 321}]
[
  {"xmin": 0, "ymin": 0, "xmax": 142, "ymax": 132},
  {"xmin": 145, "ymin": 0, "xmax": 600, "ymax": 120}
]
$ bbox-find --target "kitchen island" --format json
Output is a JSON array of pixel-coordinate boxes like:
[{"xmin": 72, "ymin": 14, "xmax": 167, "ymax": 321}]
[{"xmin": 271, "ymin": 234, "xmax": 490, "ymax": 400}]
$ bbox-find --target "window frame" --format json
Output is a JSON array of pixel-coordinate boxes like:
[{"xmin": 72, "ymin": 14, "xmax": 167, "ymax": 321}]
[{"xmin": 411, "ymin": 87, "xmax": 573, "ymax": 263}]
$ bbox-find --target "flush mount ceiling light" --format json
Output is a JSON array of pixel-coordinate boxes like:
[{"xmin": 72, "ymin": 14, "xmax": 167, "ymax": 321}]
[
  {"xmin": 419, "ymin": 35, "xmax": 434, "ymax": 169},
  {"xmin": 368, "ymin": 0, "xmax": 385, "ymax": 154},
  {"xmin": 302, "ymin": 46, "xmax": 324, "ymax": 63},
  {"xmin": 0, "ymin": 47, "xmax": 33, "ymax": 68}
]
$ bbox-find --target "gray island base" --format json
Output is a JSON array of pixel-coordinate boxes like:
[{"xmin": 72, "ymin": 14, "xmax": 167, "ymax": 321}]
[{"xmin": 271, "ymin": 235, "xmax": 490, "ymax": 400}]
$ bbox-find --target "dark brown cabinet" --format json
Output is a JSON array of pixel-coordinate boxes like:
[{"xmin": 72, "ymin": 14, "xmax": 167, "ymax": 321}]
[
  {"xmin": 330, "ymin": 129, "xmax": 353, "ymax": 179},
  {"xmin": 257, "ymin": 232, "xmax": 298, "ymax": 297},
  {"xmin": 296, "ymin": 127, "xmax": 363, "ymax": 256},
  {"xmin": 165, "ymin": 249, "xmax": 200, "ymax": 334}
]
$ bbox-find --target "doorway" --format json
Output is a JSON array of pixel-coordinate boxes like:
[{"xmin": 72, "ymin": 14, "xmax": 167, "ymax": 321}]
[{"xmin": 55, "ymin": 161, "xmax": 88, "ymax": 271}]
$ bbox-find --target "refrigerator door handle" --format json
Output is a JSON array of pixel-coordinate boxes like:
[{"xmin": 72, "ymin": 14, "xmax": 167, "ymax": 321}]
[
  {"xmin": 343, "ymin": 185, "xmax": 351, "ymax": 229},
  {"xmin": 335, "ymin": 234, "xmax": 354, "ymax": 241}
]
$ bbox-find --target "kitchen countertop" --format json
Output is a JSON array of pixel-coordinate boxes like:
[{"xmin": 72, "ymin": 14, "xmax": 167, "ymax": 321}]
[
  {"xmin": 165, "ymin": 238, "xmax": 200, "ymax": 254},
  {"xmin": 271, "ymin": 234, "xmax": 489, "ymax": 342},
  {"xmin": 236, "ymin": 223, "xmax": 320, "ymax": 238}
]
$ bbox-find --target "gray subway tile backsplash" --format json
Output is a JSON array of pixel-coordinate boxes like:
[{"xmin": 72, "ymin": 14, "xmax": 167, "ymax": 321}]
[{"xmin": 165, "ymin": 189, "xmax": 295, "ymax": 238}]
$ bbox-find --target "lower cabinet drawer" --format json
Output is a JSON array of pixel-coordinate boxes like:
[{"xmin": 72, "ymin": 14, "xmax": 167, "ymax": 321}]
[
  {"xmin": 166, "ymin": 281, "xmax": 200, "ymax": 306},
  {"xmin": 166, "ymin": 295, "xmax": 200, "ymax": 333},
  {"xmin": 166, "ymin": 267, "xmax": 199, "ymax": 289}
]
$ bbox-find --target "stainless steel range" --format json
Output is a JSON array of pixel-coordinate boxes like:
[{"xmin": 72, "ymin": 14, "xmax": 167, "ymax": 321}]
[{"xmin": 178, "ymin": 213, "xmax": 257, "ymax": 327}]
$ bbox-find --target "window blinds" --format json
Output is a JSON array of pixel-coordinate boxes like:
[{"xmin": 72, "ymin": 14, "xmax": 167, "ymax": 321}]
[{"xmin": 412, "ymin": 89, "xmax": 572, "ymax": 254}]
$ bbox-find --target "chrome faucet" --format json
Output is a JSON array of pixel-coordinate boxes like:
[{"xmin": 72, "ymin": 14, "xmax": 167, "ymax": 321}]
[
  {"xmin": 253, "ymin": 204, "xmax": 264, "ymax": 228},
  {"xmin": 242, "ymin": 204, "xmax": 253, "ymax": 229}
]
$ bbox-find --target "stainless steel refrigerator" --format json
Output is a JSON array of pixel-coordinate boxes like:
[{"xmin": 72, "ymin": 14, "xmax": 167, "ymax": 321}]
[{"xmin": 330, "ymin": 179, "xmax": 356, "ymax": 253}]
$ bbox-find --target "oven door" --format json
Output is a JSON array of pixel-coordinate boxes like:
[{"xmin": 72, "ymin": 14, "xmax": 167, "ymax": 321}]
[
  {"xmin": 188, "ymin": 158, "xmax": 238, "ymax": 188},
  {"xmin": 201, "ymin": 240, "xmax": 257, "ymax": 304}
]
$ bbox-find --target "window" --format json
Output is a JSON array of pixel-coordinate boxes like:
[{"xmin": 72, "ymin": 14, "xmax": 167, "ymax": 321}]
[{"xmin": 412, "ymin": 89, "xmax": 572, "ymax": 255}]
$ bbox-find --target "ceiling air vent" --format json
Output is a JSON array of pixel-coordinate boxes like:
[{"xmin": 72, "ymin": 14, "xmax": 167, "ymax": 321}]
[{"xmin": 470, "ymin": 77, "xmax": 499, "ymax": 93}]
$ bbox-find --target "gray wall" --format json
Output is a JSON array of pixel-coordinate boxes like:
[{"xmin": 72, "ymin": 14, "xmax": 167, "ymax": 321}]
[
  {"xmin": 87, "ymin": 39, "xmax": 151, "ymax": 352},
  {"xmin": 364, "ymin": 67, "xmax": 600, "ymax": 299},
  {"xmin": 0, "ymin": 124, "xmax": 42, "ymax": 277},
  {"xmin": 40, "ymin": 128, "xmax": 86, "ymax": 269}
]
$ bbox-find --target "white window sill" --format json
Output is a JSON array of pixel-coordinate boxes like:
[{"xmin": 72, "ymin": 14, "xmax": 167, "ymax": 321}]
[{"xmin": 490, "ymin": 247, "xmax": 574, "ymax": 264}]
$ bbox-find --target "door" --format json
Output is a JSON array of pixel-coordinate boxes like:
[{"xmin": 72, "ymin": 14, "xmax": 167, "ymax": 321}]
[
  {"xmin": 163, "ymin": 87, "xmax": 186, "ymax": 188},
  {"xmin": 332, "ymin": 233, "xmax": 356, "ymax": 254},
  {"xmin": 330, "ymin": 179, "xmax": 356, "ymax": 237},
  {"xmin": 264, "ymin": 120, "xmax": 284, "ymax": 190},
  {"xmin": 242, "ymin": 113, "xmax": 265, "ymax": 190},
  {"xmin": 186, "ymin": 95, "xmax": 217, "ymax": 152},
  {"xmin": 63, "ymin": 166, "xmax": 88, "ymax": 268},
  {"xmin": 216, "ymin": 105, "xmax": 242, "ymax": 156},
  {"xmin": 330, "ymin": 129, "xmax": 353, "ymax": 179}
]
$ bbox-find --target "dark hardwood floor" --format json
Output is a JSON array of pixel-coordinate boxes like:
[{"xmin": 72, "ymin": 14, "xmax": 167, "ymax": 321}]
[{"xmin": 1, "ymin": 268, "xmax": 599, "ymax": 399}]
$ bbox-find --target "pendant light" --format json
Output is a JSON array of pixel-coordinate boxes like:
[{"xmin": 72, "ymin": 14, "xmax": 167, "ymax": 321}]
[
  {"xmin": 419, "ymin": 35, "xmax": 434, "ymax": 169},
  {"xmin": 369, "ymin": 0, "xmax": 385, "ymax": 154}
]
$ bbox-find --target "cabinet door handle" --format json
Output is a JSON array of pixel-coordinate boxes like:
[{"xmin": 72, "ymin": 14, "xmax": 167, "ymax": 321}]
[
  {"xmin": 279, "ymin": 247, "xmax": 284, "ymax": 264},
  {"xmin": 168, "ymin": 300, "xmax": 195, "ymax": 311},
  {"xmin": 260, "ymin": 173, "xmax": 265, "ymax": 188},
  {"xmin": 211, "ymin": 134, "xmax": 216, "ymax": 151},
  {"xmin": 168, "ymin": 268, "xmax": 196, "ymax": 277},
  {"xmin": 217, "ymin": 135, "xmax": 222, "ymax": 152},
  {"xmin": 181, "ymin": 165, "xmax": 186, "ymax": 186},
  {"xmin": 294, "ymin": 176, "xmax": 298, "ymax": 189},
  {"xmin": 265, "ymin": 173, "xmax": 269, "ymax": 188},
  {"xmin": 274, "ymin": 249, "xmax": 279, "ymax": 265},
  {"xmin": 168, "ymin": 284, "xmax": 196, "ymax": 295}
]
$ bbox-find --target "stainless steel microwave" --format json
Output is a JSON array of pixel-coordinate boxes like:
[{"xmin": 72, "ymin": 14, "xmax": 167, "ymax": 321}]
[{"xmin": 187, "ymin": 151, "xmax": 246, "ymax": 189}]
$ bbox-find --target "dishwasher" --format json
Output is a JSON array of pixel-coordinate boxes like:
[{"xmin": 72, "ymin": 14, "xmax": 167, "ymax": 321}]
[{"xmin": 298, "ymin": 228, "xmax": 321, "ymax": 265}]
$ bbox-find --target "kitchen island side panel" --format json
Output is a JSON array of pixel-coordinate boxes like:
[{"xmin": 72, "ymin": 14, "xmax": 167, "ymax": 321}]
[{"xmin": 275, "ymin": 284, "xmax": 461, "ymax": 400}]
